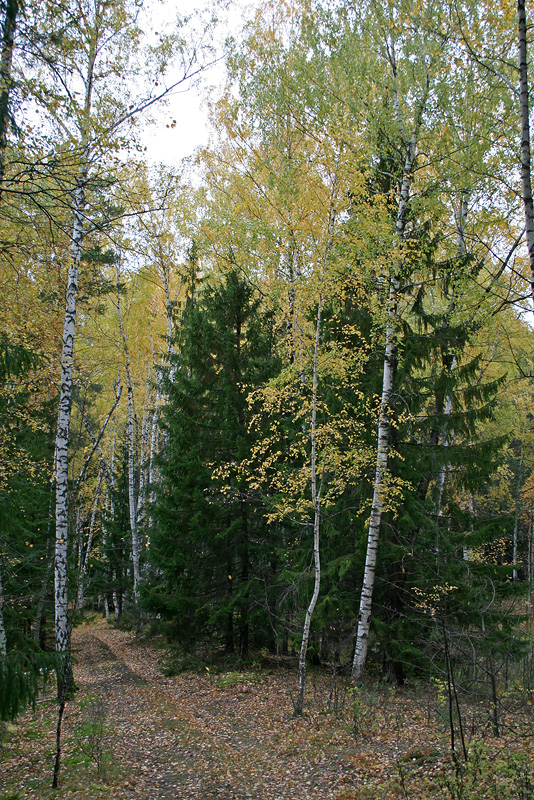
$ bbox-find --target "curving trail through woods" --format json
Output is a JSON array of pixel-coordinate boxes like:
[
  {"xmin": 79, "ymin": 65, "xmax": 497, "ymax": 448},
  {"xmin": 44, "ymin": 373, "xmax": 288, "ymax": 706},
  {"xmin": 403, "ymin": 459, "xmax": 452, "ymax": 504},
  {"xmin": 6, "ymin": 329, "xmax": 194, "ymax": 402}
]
[
  {"xmin": 2, "ymin": 619, "xmax": 449, "ymax": 799},
  {"xmin": 71, "ymin": 621, "xmax": 366, "ymax": 799}
]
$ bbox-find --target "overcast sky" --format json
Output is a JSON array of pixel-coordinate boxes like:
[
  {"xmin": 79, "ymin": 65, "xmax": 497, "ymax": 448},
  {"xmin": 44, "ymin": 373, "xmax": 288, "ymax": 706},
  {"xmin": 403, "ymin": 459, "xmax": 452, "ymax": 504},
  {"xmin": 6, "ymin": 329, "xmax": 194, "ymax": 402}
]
[{"xmin": 141, "ymin": 0, "xmax": 256, "ymax": 167}]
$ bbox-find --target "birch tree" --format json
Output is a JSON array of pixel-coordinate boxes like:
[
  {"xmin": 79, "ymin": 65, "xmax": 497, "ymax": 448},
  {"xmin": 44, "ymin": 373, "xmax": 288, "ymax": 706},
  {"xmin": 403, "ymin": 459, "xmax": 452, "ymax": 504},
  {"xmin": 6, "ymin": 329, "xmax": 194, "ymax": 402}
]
[
  {"xmin": 0, "ymin": 0, "xmax": 20, "ymax": 201},
  {"xmin": 115, "ymin": 261, "xmax": 142, "ymax": 603},
  {"xmin": 351, "ymin": 30, "xmax": 430, "ymax": 683},
  {"xmin": 518, "ymin": 0, "xmax": 534, "ymax": 305},
  {"xmin": 40, "ymin": 0, "xmax": 208, "ymax": 784}
]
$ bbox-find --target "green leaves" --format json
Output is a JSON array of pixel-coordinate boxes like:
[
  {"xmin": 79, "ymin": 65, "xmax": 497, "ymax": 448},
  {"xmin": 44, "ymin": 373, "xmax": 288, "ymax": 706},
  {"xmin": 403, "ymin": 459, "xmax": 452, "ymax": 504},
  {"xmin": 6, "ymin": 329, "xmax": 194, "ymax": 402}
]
[{"xmin": 0, "ymin": 334, "xmax": 40, "ymax": 383}]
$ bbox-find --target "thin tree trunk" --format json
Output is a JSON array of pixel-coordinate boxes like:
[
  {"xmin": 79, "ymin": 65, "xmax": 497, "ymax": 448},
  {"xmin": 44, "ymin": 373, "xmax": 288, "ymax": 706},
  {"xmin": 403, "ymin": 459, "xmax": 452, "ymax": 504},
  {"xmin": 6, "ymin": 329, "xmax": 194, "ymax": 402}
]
[
  {"xmin": 76, "ymin": 472, "xmax": 102, "ymax": 610},
  {"xmin": 136, "ymin": 374, "xmax": 152, "ymax": 528},
  {"xmin": 112, "ymin": 579, "xmax": 120, "ymax": 621},
  {"xmin": 126, "ymin": 377, "xmax": 140, "ymax": 600},
  {"xmin": 513, "ymin": 442, "xmax": 524, "ymax": 582},
  {"xmin": 295, "ymin": 297, "xmax": 323, "ymax": 715},
  {"xmin": 52, "ymin": 166, "xmax": 86, "ymax": 789},
  {"xmin": 54, "ymin": 169, "xmax": 86, "ymax": 675},
  {"xmin": 147, "ymin": 374, "xmax": 162, "ymax": 514},
  {"xmin": 0, "ymin": 0, "xmax": 19, "ymax": 202},
  {"xmin": 116, "ymin": 264, "xmax": 140, "ymax": 602},
  {"xmin": 74, "ymin": 384, "xmax": 122, "ymax": 497},
  {"xmin": 518, "ymin": 0, "xmax": 534, "ymax": 301},
  {"xmin": 352, "ymin": 77, "xmax": 428, "ymax": 683},
  {"xmin": 53, "ymin": 19, "xmax": 97, "ymax": 784},
  {"xmin": 351, "ymin": 276, "xmax": 398, "ymax": 682}
]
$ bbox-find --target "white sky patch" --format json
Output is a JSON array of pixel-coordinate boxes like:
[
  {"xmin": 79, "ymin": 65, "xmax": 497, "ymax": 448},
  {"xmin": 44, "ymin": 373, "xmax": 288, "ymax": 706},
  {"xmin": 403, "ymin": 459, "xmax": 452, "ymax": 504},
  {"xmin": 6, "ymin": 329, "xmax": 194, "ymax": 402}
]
[{"xmin": 140, "ymin": 0, "xmax": 258, "ymax": 166}]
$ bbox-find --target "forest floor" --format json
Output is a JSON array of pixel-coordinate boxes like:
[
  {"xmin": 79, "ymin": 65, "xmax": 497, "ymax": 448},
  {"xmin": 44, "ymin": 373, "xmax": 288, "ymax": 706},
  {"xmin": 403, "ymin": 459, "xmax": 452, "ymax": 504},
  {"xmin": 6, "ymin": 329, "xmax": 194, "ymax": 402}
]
[{"xmin": 1, "ymin": 618, "xmax": 534, "ymax": 800}]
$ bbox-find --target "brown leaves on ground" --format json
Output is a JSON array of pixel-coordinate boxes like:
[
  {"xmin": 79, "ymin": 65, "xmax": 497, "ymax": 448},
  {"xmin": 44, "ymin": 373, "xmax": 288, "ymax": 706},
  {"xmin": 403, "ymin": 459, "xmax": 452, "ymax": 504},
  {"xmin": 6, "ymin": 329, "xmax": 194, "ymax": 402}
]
[{"xmin": 1, "ymin": 619, "xmax": 533, "ymax": 799}]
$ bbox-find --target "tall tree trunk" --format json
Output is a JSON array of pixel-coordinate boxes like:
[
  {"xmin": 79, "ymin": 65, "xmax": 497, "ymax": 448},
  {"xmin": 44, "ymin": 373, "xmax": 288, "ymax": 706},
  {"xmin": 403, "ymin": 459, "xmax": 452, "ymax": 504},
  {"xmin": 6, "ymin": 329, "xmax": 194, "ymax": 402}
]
[
  {"xmin": 116, "ymin": 264, "xmax": 141, "ymax": 603},
  {"xmin": 54, "ymin": 170, "xmax": 86, "ymax": 676},
  {"xmin": 136, "ymin": 374, "xmax": 152, "ymax": 528},
  {"xmin": 126, "ymin": 370, "xmax": 140, "ymax": 601},
  {"xmin": 518, "ymin": 0, "xmax": 534, "ymax": 301},
  {"xmin": 52, "ymin": 170, "xmax": 86, "ymax": 790},
  {"xmin": 146, "ymin": 254, "xmax": 177, "ymax": 520},
  {"xmin": 147, "ymin": 374, "xmax": 162, "ymax": 517},
  {"xmin": 295, "ymin": 298, "xmax": 323, "ymax": 715},
  {"xmin": 53, "ymin": 19, "xmax": 97, "ymax": 785},
  {"xmin": 0, "ymin": 0, "xmax": 19, "ymax": 202},
  {"xmin": 512, "ymin": 442, "xmax": 524, "ymax": 582},
  {"xmin": 351, "ymin": 276, "xmax": 398, "ymax": 683},
  {"xmin": 352, "ymin": 76, "xmax": 428, "ymax": 683},
  {"xmin": 76, "ymin": 472, "xmax": 102, "ymax": 610}
]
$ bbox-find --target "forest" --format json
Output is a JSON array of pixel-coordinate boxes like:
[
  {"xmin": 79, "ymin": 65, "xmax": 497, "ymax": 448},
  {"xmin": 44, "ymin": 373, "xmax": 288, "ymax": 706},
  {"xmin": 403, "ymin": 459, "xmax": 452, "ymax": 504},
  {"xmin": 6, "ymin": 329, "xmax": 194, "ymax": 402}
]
[{"xmin": 2, "ymin": 0, "xmax": 534, "ymax": 796}]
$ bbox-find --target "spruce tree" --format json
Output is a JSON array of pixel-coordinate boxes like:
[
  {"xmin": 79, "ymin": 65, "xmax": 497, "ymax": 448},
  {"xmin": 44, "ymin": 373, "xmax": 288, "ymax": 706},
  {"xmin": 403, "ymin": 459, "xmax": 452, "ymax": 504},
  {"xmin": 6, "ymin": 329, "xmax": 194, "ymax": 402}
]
[{"xmin": 146, "ymin": 269, "xmax": 278, "ymax": 656}]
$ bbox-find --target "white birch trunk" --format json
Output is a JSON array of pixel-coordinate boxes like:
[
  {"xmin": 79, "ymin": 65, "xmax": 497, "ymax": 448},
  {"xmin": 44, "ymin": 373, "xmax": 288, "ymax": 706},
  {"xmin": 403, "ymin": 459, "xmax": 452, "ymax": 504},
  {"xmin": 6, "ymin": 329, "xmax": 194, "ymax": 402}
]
[
  {"xmin": 107, "ymin": 433, "xmax": 121, "ymax": 621},
  {"xmin": 136, "ymin": 374, "xmax": 152, "ymax": 528},
  {"xmin": 53, "ymin": 18, "xmax": 97, "ymax": 724},
  {"xmin": 351, "ymin": 278, "xmax": 398, "ymax": 682},
  {"xmin": 54, "ymin": 171, "xmax": 86, "ymax": 668},
  {"xmin": 116, "ymin": 265, "xmax": 141, "ymax": 602},
  {"xmin": 126, "ymin": 375, "xmax": 140, "ymax": 601},
  {"xmin": 295, "ymin": 298, "xmax": 323, "ymax": 715},
  {"xmin": 518, "ymin": 0, "xmax": 534, "ymax": 303},
  {"xmin": 352, "ymin": 79, "xmax": 428, "ymax": 682},
  {"xmin": 112, "ymin": 580, "xmax": 120, "ymax": 621}
]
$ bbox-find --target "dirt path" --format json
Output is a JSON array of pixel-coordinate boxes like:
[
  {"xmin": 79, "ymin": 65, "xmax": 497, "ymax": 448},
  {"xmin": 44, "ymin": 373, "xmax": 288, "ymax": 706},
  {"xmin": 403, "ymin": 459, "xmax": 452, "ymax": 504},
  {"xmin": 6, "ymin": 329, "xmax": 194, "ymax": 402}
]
[
  {"xmin": 0, "ymin": 620, "xmax": 442, "ymax": 799},
  {"xmin": 3, "ymin": 621, "xmax": 533, "ymax": 799},
  {"xmin": 70, "ymin": 622, "xmax": 368, "ymax": 799}
]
